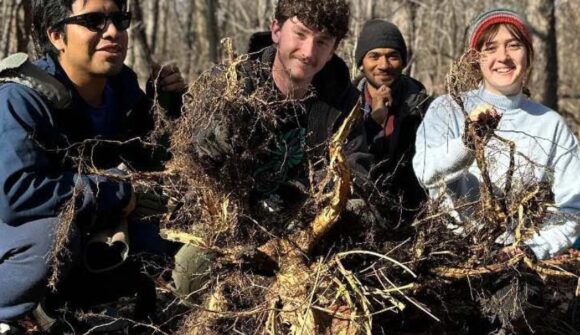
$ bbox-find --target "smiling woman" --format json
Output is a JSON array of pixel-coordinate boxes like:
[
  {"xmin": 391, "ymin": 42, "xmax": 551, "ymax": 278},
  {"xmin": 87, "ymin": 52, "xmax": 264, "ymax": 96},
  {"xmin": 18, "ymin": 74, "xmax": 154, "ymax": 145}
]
[
  {"xmin": 412, "ymin": 11, "xmax": 580, "ymax": 328},
  {"xmin": 413, "ymin": 8, "xmax": 580, "ymax": 261}
]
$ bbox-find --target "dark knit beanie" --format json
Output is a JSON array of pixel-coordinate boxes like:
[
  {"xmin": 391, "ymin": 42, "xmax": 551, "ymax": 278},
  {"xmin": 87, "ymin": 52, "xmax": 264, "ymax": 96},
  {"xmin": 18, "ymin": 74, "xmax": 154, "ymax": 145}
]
[{"xmin": 355, "ymin": 19, "xmax": 407, "ymax": 67}]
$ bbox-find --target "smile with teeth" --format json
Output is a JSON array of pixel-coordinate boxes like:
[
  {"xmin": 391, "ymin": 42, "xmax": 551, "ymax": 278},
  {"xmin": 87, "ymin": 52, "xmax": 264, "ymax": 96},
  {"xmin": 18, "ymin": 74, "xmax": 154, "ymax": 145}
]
[{"xmin": 494, "ymin": 67, "xmax": 514, "ymax": 73}]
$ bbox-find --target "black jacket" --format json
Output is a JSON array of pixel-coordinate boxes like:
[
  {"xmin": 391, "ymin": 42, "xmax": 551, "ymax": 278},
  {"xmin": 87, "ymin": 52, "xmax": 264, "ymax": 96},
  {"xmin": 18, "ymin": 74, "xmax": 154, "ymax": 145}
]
[
  {"xmin": 196, "ymin": 37, "xmax": 371, "ymax": 201},
  {"xmin": 356, "ymin": 75, "xmax": 432, "ymax": 220}
]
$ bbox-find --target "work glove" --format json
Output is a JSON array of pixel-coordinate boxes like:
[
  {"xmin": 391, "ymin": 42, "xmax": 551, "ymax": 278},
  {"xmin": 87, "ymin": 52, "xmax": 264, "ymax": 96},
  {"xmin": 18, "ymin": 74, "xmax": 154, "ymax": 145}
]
[
  {"xmin": 196, "ymin": 124, "xmax": 233, "ymax": 160},
  {"xmin": 115, "ymin": 163, "xmax": 169, "ymax": 222},
  {"xmin": 132, "ymin": 186, "xmax": 169, "ymax": 222}
]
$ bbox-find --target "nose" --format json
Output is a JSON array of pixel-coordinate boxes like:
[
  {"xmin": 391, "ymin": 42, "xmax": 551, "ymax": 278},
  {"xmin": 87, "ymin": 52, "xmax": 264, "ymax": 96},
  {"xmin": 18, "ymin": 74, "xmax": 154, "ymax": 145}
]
[
  {"xmin": 300, "ymin": 38, "xmax": 316, "ymax": 61},
  {"xmin": 497, "ymin": 45, "xmax": 511, "ymax": 61},
  {"xmin": 377, "ymin": 56, "xmax": 391, "ymax": 69},
  {"xmin": 102, "ymin": 19, "xmax": 121, "ymax": 39}
]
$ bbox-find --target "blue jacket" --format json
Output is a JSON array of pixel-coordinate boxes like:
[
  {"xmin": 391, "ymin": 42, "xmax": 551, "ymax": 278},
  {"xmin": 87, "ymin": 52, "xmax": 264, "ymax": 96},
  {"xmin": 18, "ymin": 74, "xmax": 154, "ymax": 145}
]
[{"xmin": 0, "ymin": 56, "xmax": 160, "ymax": 231}]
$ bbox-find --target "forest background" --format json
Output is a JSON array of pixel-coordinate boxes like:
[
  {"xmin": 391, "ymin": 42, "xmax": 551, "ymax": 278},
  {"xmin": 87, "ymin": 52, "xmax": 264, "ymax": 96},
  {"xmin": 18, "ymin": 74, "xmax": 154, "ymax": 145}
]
[{"xmin": 1, "ymin": 0, "xmax": 579, "ymax": 133}]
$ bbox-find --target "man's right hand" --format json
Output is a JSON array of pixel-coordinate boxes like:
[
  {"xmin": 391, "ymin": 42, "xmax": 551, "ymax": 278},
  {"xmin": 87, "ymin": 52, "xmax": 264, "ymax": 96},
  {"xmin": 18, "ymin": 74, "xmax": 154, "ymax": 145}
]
[
  {"xmin": 197, "ymin": 124, "xmax": 233, "ymax": 159},
  {"xmin": 370, "ymin": 85, "xmax": 392, "ymax": 125}
]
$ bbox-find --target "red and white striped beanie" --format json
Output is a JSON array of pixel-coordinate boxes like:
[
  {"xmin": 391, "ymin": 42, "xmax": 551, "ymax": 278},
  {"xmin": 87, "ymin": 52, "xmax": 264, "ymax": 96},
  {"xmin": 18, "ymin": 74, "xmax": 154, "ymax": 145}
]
[{"xmin": 468, "ymin": 9, "xmax": 532, "ymax": 50}]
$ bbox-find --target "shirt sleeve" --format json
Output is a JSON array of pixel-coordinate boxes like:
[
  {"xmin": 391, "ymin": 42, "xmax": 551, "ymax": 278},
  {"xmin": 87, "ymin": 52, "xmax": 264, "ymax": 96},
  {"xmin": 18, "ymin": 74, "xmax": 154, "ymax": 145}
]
[
  {"xmin": 525, "ymin": 118, "xmax": 580, "ymax": 259},
  {"xmin": 412, "ymin": 95, "xmax": 475, "ymax": 189}
]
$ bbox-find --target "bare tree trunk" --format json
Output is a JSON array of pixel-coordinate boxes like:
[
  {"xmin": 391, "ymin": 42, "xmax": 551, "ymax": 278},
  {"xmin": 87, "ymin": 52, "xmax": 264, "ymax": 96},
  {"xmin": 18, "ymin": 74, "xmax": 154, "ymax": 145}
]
[
  {"xmin": 148, "ymin": 0, "xmax": 159, "ymax": 54},
  {"xmin": 206, "ymin": 0, "xmax": 219, "ymax": 64},
  {"xmin": 16, "ymin": 0, "xmax": 32, "ymax": 54},
  {"xmin": 527, "ymin": 0, "xmax": 559, "ymax": 110},
  {"xmin": 0, "ymin": 0, "xmax": 32, "ymax": 59},
  {"xmin": 365, "ymin": 0, "xmax": 375, "ymax": 19},
  {"xmin": 159, "ymin": 0, "xmax": 169, "ymax": 57},
  {"xmin": 1, "ymin": 0, "xmax": 16, "ymax": 58},
  {"xmin": 184, "ymin": 0, "xmax": 197, "ymax": 78},
  {"xmin": 393, "ymin": 1, "xmax": 418, "ymax": 76},
  {"xmin": 127, "ymin": 0, "xmax": 152, "ymax": 87},
  {"xmin": 256, "ymin": 0, "xmax": 270, "ymax": 29}
]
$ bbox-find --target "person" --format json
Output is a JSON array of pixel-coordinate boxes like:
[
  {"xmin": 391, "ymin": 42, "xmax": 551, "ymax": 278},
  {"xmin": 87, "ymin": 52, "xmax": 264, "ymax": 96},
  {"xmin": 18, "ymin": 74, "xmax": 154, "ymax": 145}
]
[
  {"xmin": 354, "ymin": 19, "xmax": 431, "ymax": 224},
  {"xmin": 412, "ymin": 9, "xmax": 580, "ymax": 261},
  {"xmin": 172, "ymin": 0, "xmax": 371, "ymax": 301},
  {"xmin": 0, "ymin": 0, "xmax": 185, "ymax": 331}
]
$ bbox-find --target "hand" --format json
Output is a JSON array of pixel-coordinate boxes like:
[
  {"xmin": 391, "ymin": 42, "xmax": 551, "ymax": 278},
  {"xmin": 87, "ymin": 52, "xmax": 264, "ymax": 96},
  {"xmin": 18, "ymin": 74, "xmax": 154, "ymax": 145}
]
[
  {"xmin": 463, "ymin": 104, "xmax": 502, "ymax": 148},
  {"xmin": 370, "ymin": 85, "xmax": 392, "ymax": 125},
  {"xmin": 110, "ymin": 163, "xmax": 135, "ymax": 217},
  {"xmin": 150, "ymin": 63, "xmax": 187, "ymax": 93},
  {"xmin": 132, "ymin": 188, "xmax": 169, "ymax": 220},
  {"xmin": 197, "ymin": 124, "xmax": 233, "ymax": 159},
  {"xmin": 468, "ymin": 103, "xmax": 501, "ymax": 126}
]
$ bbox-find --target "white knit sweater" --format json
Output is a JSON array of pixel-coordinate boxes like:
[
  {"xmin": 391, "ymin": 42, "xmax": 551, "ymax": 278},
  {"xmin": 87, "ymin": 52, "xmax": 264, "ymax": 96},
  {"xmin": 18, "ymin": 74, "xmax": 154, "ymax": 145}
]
[{"xmin": 413, "ymin": 87, "xmax": 580, "ymax": 260}]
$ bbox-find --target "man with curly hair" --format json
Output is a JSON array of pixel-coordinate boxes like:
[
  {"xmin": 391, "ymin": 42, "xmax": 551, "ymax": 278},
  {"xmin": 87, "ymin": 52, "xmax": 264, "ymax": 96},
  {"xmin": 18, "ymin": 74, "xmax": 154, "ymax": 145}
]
[
  {"xmin": 268, "ymin": 0, "xmax": 350, "ymax": 98},
  {"xmin": 172, "ymin": 0, "xmax": 371, "ymax": 302}
]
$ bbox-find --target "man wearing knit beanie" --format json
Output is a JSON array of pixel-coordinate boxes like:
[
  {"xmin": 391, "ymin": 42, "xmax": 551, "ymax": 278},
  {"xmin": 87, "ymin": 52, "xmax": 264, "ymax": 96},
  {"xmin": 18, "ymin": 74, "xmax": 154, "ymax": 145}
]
[{"xmin": 354, "ymin": 19, "xmax": 432, "ymax": 225}]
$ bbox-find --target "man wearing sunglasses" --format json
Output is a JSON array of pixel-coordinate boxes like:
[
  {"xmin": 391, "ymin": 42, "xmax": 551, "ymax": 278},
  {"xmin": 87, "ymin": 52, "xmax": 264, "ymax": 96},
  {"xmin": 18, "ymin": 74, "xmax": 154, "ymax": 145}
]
[{"xmin": 0, "ymin": 0, "xmax": 185, "ymax": 331}]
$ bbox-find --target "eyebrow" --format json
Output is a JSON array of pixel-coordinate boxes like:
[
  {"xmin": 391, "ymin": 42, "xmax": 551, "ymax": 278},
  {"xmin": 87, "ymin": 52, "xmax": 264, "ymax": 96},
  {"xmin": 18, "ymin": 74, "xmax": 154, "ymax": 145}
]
[
  {"xmin": 316, "ymin": 33, "xmax": 334, "ymax": 41},
  {"xmin": 293, "ymin": 26, "xmax": 334, "ymax": 41},
  {"xmin": 485, "ymin": 37, "xmax": 520, "ymax": 46},
  {"xmin": 368, "ymin": 50, "xmax": 400, "ymax": 56},
  {"xmin": 294, "ymin": 26, "xmax": 309, "ymax": 33}
]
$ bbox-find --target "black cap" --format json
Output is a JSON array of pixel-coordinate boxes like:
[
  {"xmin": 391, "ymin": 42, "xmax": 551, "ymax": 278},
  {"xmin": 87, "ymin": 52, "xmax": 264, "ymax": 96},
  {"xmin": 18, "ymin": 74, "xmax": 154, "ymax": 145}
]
[{"xmin": 355, "ymin": 19, "xmax": 407, "ymax": 67}]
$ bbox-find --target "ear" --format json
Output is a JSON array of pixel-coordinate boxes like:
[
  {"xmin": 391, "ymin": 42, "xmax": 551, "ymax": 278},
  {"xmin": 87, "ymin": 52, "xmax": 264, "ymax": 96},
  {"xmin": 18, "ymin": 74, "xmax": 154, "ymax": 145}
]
[
  {"xmin": 47, "ymin": 27, "xmax": 66, "ymax": 53},
  {"xmin": 271, "ymin": 19, "xmax": 282, "ymax": 44}
]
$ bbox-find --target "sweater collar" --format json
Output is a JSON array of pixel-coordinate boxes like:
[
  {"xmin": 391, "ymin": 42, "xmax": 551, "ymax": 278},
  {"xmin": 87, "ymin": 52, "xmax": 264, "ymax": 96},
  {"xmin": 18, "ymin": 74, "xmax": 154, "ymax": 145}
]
[{"xmin": 475, "ymin": 86, "xmax": 524, "ymax": 113}]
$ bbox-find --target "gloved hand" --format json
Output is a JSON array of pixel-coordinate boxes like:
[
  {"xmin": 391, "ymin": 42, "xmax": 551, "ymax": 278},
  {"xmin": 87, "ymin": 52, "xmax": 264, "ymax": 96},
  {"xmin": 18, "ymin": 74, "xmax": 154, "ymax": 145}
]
[
  {"xmin": 462, "ymin": 104, "xmax": 502, "ymax": 149},
  {"xmin": 196, "ymin": 124, "xmax": 233, "ymax": 160},
  {"xmin": 132, "ymin": 186, "xmax": 169, "ymax": 221},
  {"xmin": 115, "ymin": 163, "xmax": 169, "ymax": 221},
  {"xmin": 344, "ymin": 198, "xmax": 387, "ymax": 228}
]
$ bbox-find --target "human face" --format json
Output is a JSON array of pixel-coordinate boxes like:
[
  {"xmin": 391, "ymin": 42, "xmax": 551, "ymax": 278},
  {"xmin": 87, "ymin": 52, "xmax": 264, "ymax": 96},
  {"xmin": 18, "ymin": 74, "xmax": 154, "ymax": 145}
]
[
  {"xmin": 361, "ymin": 48, "xmax": 404, "ymax": 89},
  {"xmin": 271, "ymin": 17, "xmax": 337, "ymax": 89},
  {"xmin": 479, "ymin": 25, "xmax": 528, "ymax": 96},
  {"xmin": 49, "ymin": 0, "xmax": 129, "ymax": 80}
]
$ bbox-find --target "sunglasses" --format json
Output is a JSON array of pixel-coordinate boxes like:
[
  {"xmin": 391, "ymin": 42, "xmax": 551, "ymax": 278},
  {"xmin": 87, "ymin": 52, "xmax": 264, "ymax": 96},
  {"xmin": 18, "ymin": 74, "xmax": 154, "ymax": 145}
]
[{"xmin": 54, "ymin": 11, "xmax": 132, "ymax": 33}]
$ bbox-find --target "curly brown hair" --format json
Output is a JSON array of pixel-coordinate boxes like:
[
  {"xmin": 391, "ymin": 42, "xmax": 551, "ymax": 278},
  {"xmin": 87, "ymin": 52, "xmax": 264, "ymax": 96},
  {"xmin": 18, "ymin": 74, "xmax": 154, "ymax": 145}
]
[{"xmin": 274, "ymin": 0, "xmax": 350, "ymax": 43}]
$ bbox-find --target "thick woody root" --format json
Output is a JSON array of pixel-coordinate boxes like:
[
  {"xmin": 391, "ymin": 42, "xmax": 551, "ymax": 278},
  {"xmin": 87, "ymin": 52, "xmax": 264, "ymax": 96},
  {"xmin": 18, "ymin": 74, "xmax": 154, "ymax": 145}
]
[
  {"xmin": 257, "ymin": 102, "xmax": 360, "ymax": 261},
  {"xmin": 179, "ymin": 102, "xmax": 371, "ymax": 334},
  {"xmin": 178, "ymin": 103, "xmax": 421, "ymax": 334}
]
